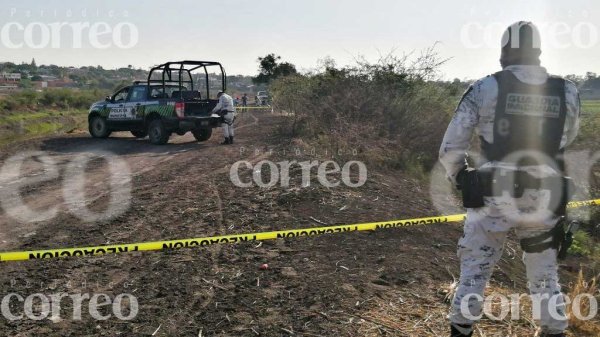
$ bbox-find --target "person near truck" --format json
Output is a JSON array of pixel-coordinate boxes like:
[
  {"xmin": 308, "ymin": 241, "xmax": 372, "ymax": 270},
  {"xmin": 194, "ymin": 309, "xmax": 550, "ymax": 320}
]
[
  {"xmin": 439, "ymin": 21, "xmax": 580, "ymax": 337},
  {"xmin": 211, "ymin": 91, "xmax": 236, "ymax": 144}
]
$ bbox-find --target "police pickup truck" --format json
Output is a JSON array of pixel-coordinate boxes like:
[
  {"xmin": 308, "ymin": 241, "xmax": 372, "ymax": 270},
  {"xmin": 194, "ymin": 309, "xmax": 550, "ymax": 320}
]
[{"xmin": 88, "ymin": 61, "xmax": 226, "ymax": 145}]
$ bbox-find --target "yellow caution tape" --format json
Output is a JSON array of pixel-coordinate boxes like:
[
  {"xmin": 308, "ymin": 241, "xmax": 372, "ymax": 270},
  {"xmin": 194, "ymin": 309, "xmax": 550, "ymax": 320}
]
[
  {"xmin": 1, "ymin": 199, "xmax": 599, "ymax": 262},
  {"xmin": 567, "ymin": 199, "xmax": 600, "ymax": 209}
]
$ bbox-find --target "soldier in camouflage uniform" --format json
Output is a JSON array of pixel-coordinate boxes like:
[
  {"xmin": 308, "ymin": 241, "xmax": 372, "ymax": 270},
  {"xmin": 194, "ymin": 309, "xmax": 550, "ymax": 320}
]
[{"xmin": 439, "ymin": 22, "xmax": 581, "ymax": 337}]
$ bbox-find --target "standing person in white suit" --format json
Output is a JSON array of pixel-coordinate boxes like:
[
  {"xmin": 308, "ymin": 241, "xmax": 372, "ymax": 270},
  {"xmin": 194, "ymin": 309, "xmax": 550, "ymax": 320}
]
[{"xmin": 212, "ymin": 91, "xmax": 236, "ymax": 144}]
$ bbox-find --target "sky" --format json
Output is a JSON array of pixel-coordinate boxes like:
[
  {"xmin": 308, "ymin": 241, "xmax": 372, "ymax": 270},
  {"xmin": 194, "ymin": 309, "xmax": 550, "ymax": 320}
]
[{"xmin": 0, "ymin": 0, "xmax": 598, "ymax": 80}]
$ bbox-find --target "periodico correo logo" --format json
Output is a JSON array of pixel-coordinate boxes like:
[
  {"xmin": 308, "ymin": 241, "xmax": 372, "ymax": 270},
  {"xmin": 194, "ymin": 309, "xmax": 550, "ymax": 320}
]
[
  {"xmin": 1, "ymin": 292, "xmax": 138, "ymax": 321},
  {"xmin": 0, "ymin": 8, "xmax": 138, "ymax": 49},
  {"xmin": 460, "ymin": 21, "xmax": 598, "ymax": 49}
]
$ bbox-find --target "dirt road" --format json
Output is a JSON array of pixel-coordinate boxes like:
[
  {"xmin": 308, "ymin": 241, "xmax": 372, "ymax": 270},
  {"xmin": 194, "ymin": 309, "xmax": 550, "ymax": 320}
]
[{"xmin": 0, "ymin": 111, "xmax": 586, "ymax": 336}]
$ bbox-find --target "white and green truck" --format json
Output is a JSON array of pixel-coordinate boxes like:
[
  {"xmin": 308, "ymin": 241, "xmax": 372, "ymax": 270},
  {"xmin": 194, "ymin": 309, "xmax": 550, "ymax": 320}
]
[{"xmin": 88, "ymin": 61, "xmax": 226, "ymax": 145}]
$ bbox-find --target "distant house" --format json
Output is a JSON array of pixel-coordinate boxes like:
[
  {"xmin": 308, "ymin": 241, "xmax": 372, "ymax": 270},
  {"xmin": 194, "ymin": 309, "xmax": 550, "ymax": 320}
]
[
  {"xmin": 0, "ymin": 72, "xmax": 21, "ymax": 82},
  {"xmin": 40, "ymin": 75, "xmax": 58, "ymax": 82},
  {"xmin": 66, "ymin": 67, "xmax": 84, "ymax": 75},
  {"xmin": 0, "ymin": 73, "xmax": 21, "ymax": 91},
  {"xmin": 0, "ymin": 83, "xmax": 19, "ymax": 92},
  {"xmin": 33, "ymin": 81, "xmax": 49, "ymax": 89},
  {"xmin": 47, "ymin": 77, "xmax": 76, "ymax": 88},
  {"xmin": 0, "ymin": 73, "xmax": 21, "ymax": 92}
]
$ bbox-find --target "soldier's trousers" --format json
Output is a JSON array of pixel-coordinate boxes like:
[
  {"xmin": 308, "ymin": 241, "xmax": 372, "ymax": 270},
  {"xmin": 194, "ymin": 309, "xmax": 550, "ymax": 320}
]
[
  {"xmin": 222, "ymin": 112, "xmax": 235, "ymax": 138},
  {"xmin": 449, "ymin": 189, "xmax": 568, "ymax": 335}
]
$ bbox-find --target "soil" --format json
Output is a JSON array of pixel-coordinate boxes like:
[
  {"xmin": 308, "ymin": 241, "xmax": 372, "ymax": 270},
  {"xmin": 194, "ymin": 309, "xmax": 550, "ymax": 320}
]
[{"xmin": 0, "ymin": 111, "xmax": 595, "ymax": 336}]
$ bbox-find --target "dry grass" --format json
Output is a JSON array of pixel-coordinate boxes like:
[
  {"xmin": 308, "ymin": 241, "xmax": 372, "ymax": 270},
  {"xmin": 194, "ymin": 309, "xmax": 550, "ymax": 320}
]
[
  {"xmin": 354, "ymin": 277, "xmax": 600, "ymax": 337},
  {"xmin": 567, "ymin": 270, "xmax": 600, "ymax": 336},
  {"xmin": 355, "ymin": 291, "xmax": 449, "ymax": 336}
]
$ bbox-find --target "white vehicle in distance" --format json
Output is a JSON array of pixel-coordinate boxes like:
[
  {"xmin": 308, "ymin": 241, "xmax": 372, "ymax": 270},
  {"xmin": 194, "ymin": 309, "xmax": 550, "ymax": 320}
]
[{"xmin": 255, "ymin": 91, "xmax": 269, "ymax": 106}]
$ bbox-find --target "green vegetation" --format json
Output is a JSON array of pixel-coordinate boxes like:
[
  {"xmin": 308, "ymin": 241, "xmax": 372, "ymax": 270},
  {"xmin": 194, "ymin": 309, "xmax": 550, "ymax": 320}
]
[
  {"xmin": 570, "ymin": 100, "xmax": 600, "ymax": 263},
  {"xmin": 581, "ymin": 100, "xmax": 600, "ymax": 114},
  {"xmin": 252, "ymin": 54, "xmax": 298, "ymax": 85},
  {"xmin": 0, "ymin": 88, "xmax": 104, "ymax": 112},
  {"xmin": 24, "ymin": 121, "xmax": 64, "ymax": 135},
  {"xmin": 575, "ymin": 100, "xmax": 600, "ymax": 145},
  {"xmin": 0, "ymin": 109, "xmax": 87, "ymax": 146},
  {"xmin": 271, "ymin": 49, "xmax": 455, "ymax": 171},
  {"xmin": 0, "ymin": 61, "xmax": 257, "ymax": 94},
  {"xmin": 0, "ymin": 89, "xmax": 99, "ymax": 146},
  {"xmin": 570, "ymin": 230, "xmax": 596, "ymax": 256},
  {"xmin": 1, "ymin": 111, "xmax": 50, "ymax": 123}
]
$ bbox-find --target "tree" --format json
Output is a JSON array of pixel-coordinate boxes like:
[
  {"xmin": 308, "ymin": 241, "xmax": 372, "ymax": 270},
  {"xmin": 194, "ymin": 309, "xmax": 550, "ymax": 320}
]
[
  {"xmin": 585, "ymin": 72, "xmax": 597, "ymax": 80},
  {"xmin": 19, "ymin": 78, "xmax": 32, "ymax": 89},
  {"xmin": 275, "ymin": 62, "xmax": 297, "ymax": 77},
  {"xmin": 565, "ymin": 74, "xmax": 583, "ymax": 87},
  {"xmin": 252, "ymin": 53, "xmax": 297, "ymax": 85}
]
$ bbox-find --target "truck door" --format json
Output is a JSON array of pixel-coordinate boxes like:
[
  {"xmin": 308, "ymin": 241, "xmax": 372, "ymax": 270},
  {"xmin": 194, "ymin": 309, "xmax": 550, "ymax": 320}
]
[
  {"xmin": 105, "ymin": 86, "xmax": 142, "ymax": 130},
  {"xmin": 124, "ymin": 85, "xmax": 148, "ymax": 129}
]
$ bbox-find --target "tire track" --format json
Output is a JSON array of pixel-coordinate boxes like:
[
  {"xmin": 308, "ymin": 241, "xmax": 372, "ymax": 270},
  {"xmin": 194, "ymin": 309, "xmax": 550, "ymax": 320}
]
[{"xmin": 208, "ymin": 179, "xmax": 225, "ymax": 270}]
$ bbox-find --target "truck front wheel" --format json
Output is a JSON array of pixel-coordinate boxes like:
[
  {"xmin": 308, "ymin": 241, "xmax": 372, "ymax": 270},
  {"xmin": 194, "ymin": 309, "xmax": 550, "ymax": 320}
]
[
  {"xmin": 192, "ymin": 128, "xmax": 212, "ymax": 142},
  {"xmin": 148, "ymin": 120, "xmax": 170, "ymax": 145},
  {"xmin": 89, "ymin": 116, "xmax": 111, "ymax": 138}
]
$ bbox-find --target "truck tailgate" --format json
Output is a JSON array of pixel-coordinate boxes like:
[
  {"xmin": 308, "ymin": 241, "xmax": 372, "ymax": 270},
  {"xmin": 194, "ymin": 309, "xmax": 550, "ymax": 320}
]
[{"xmin": 185, "ymin": 101, "xmax": 216, "ymax": 116}]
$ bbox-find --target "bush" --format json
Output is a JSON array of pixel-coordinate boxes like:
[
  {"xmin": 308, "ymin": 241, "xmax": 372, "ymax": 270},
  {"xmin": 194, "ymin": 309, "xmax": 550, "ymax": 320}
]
[
  {"xmin": 570, "ymin": 230, "xmax": 596, "ymax": 256},
  {"xmin": 271, "ymin": 48, "xmax": 455, "ymax": 171},
  {"xmin": 1, "ymin": 89, "xmax": 104, "ymax": 113}
]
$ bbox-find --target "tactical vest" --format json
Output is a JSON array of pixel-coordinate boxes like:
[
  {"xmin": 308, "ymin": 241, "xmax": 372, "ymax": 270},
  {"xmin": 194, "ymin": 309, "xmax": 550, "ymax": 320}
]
[{"xmin": 480, "ymin": 70, "xmax": 567, "ymax": 169}]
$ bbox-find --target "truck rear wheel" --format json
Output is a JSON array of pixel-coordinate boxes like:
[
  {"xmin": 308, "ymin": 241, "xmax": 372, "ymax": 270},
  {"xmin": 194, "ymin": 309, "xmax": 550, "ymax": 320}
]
[
  {"xmin": 192, "ymin": 128, "xmax": 212, "ymax": 142},
  {"xmin": 89, "ymin": 116, "xmax": 111, "ymax": 138},
  {"xmin": 148, "ymin": 120, "xmax": 170, "ymax": 145}
]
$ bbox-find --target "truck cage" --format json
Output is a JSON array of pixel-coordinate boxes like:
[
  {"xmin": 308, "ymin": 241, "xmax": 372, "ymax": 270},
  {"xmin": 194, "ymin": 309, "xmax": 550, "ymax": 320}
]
[{"xmin": 147, "ymin": 61, "xmax": 226, "ymax": 100}]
